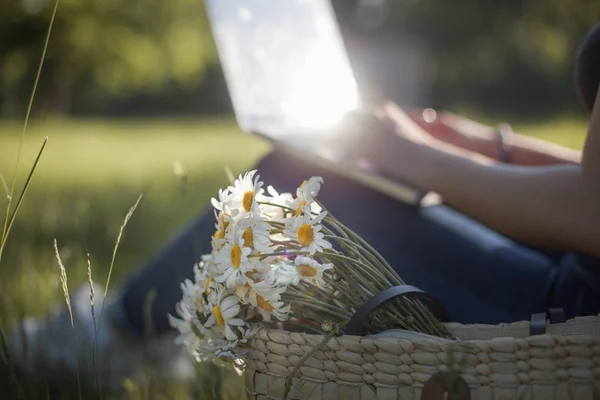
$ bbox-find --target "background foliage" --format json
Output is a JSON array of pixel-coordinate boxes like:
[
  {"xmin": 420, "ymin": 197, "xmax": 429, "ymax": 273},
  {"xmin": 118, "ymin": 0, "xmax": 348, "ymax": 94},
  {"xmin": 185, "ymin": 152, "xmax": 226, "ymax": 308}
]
[
  {"xmin": 0, "ymin": 0, "xmax": 598, "ymax": 398},
  {"xmin": 1, "ymin": 0, "xmax": 599, "ymax": 118}
]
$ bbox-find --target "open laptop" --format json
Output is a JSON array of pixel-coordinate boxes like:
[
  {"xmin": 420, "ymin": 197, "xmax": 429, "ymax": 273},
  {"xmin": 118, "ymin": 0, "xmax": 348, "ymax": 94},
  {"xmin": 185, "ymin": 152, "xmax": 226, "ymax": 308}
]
[{"xmin": 205, "ymin": 0, "xmax": 436, "ymax": 206}]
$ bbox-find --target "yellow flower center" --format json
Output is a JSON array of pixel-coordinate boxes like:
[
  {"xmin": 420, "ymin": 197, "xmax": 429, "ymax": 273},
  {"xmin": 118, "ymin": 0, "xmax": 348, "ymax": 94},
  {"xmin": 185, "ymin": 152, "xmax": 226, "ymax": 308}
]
[
  {"xmin": 242, "ymin": 227, "xmax": 253, "ymax": 248},
  {"xmin": 205, "ymin": 277, "xmax": 213, "ymax": 295},
  {"xmin": 295, "ymin": 200, "xmax": 306, "ymax": 216},
  {"xmin": 213, "ymin": 229, "xmax": 225, "ymax": 240},
  {"xmin": 220, "ymin": 213, "xmax": 230, "ymax": 230},
  {"xmin": 213, "ymin": 305, "xmax": 225, "ymax": 326},
  {"xmin": 231, "ymin": 244, "xmax": 242, "ymax": 268},
  {"xmin": 297, "ymin": 223, "xmax": 314, "ymax": 246},
  {"xmin": 242, "ymin": 190, "xmax": 254, "ymax": 212},
  {"xmin": 297, "ymin": 264, "xmax": 317, "ymax": 277},
  {"xmin": 257, "ymin": 295, "xmax": 273, "ymax": 312}
]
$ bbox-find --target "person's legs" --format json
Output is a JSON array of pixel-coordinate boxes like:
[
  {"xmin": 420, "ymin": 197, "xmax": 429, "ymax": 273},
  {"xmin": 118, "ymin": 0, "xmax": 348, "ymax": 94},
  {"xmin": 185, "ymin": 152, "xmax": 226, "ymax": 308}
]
[
  {"xmin": 115, "ymin": 149, "xmax": 594, "ymax": 336},
  {"xmin": 12, "ymin": 148, "xmax": 600, "ymax": 392}
]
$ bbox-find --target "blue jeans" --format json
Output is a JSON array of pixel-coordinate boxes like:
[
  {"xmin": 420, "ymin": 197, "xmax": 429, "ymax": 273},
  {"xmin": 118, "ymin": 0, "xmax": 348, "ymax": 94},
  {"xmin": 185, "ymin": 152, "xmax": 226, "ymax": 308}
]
[{"xmin": 115, "ymin": 150, "xmax": 600, "ymax": 336}]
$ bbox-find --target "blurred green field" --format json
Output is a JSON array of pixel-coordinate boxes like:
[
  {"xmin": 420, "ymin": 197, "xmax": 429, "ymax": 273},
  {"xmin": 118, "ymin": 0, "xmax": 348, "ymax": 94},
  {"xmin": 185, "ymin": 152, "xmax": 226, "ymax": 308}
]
[{"xmin": 0, "ymin": 116, "xmax": 589, "ymax": 399}]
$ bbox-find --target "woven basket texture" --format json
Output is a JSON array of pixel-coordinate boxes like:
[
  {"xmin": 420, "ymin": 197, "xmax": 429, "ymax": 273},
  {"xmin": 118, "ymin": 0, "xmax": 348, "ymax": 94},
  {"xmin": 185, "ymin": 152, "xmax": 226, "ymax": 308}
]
[{"xmin": 244, "ymin": 315, "xmax": 600, "ymax": 400}]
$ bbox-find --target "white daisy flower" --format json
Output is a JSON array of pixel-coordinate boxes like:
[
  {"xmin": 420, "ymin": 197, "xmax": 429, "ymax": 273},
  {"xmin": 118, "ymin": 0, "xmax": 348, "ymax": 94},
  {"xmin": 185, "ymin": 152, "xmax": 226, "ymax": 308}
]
[
  {"xmin": 284, "ymin": 211, "xmax": 332, "ymax": 255},
  {"xmin": 292, "ymin": 256, "xmax": 333, "ymax": 288},
  {"xmin": 211, "ymin": 211, "xmax": 233, "ymax": 250},
  {"xmin": 282, "ymin": 177, "xmax": 324, "ymax": 218},
  {"xmin": 201, "ymin": 253, "xmax": 221, "ymax": 276},
  {"xmin": 214, "ymin": 231, "xmax": 253, "ymax": 288},
  {"xmin": 243, "ymin": 282, "xmax": 290, "ymax": 322},
  {"xmin": 168, "ymin": 301, "xmax": 211, "ymax": 353},
  {"xmin": 260, "ymin": 185, "xmax": 294, "ymax": 222},
  {"xmin": 226, "ymin": 170, "xmax": 264, "ymax": 217},
  {"xmin": 214, "ymin": 209, "xmax": 233, "ymax": 231},
  {"xmin": 286, "ymin": 195, "xmax": 323, "ymax": 218},
  {"xmin": 212, "ymin": 348, "xmax": 248, "ymax": 371},
  {"xmin": 221, "ymin": 323, "xmax": 253, "ymax": 353},
  {"xmin": 254, "ymin": 294, "xmax": 291, "ymax": 322},
  {"xmin": 213, "ymin": 349, "xmax": 237, "ymax": 364},
  {"xmin": 192, "ymin": 262, "xmax": 208, "ymax": 285},
  {"xmin": 179, "ymin": 278, "xmax": 208, "ymax": 315},
  {"xmin": 235, "ymin": 270, "xmax": 277, "ymax": 305},
  {"xmin": 211, "ymin": 187, "xmax": 231, "ymax": 212},
  {"xmin": 236, "ymin": 215, "xmax": 273, "ymax": 254},
  {"xmin": 205, "ymin": 290, "xmax": 245, "ymax": 341},
  {"xmin": 297, "ymin": 176, "xmax": 323, "ymax": 201},
  {"xmin": 270, "ymin": 261, "xmax": 297, "ymax": 285},
  {"xmin": 193, "ymin": 329, "xmax": 229, "ymax": 363},
  {"xmin": 200, "ymin": 253, "xmax": 214, "ymax": 266}
]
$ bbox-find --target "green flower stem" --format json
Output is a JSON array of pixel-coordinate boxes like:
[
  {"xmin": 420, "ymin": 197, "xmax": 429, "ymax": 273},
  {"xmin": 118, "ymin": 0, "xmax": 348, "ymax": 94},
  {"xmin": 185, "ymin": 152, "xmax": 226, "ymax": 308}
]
[
  {"xmin": 323, "ymin": 219, "xmax": 450, "ymax": 337},
  {"xmin": 323, "ymin": 279, "xmax": 362, "ymax": 310},
  {"xmin": 249, "ymin": 250, "xmax": 309, "ymax": 259},
  {"xmin": 323, "ymin": 241, "xmax": 449, "ymax": 337},
  {"xmin": 270, "ymin": 240, "xmax": 300, "ymax": 247},
  {"xmin": 323, "ymin": 234, "xmax": 389, "ymax": 281},
  {"xmin": 319, "ymin": 258, "xmax": 372, "ymax": 305},
  {"xmin": 284, "ymin": 289, "xmax": 352, "ymax": 317},
  {"xmin": 321, "ymin": 221, "xmax": 399, "ymax": 286},
  {"xmin": 286, "ymin": 298, "xmax": 350, "ymax": 321},
  {"xmin": 320, "ymin": 260, "xmax": 379, "ymax": 301},
  {"xmin": 321, "ymin": 225, "xmax": 377, "ymax": 267},
  {"xmin": 329, "ymin": 218, "xmax": 400, "ymax": 283},
  {"xmin": 258, "ymin": 201, "xmax": 295, "ymax": 213},
  {"xmin": 321, "ymin": 252, "xmax": 389, "ymax": 292},
  {"xmin": 288, "ymin": 309, "xmax": 345, "ymax": 328},
  {"xmin": 326, "ymin": 219, "xmax": 402, "ymax": 286}
]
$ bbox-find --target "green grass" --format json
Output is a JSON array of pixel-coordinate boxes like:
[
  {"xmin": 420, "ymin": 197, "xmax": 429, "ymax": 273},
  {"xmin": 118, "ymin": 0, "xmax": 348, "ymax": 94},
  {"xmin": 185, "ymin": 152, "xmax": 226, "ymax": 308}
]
[
  {"xmin": 0, "ymin": 117, "xmax": 269, "ymax": 399},
  {"xmin": 509, "ymin": 117, "xmax": 588, "ymax": 150},
  {"xmin": 0, "ymin": 116, "xmax": 588, "ymax": 399}
]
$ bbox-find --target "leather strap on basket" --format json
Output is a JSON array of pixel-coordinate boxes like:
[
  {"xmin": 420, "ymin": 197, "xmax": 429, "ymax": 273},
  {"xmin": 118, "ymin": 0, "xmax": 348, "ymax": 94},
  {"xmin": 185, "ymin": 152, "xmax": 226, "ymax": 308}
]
[
  {"xmin": 529, "ymin": 307, "xmax": 566, "ymax": 336},
  {"xmin": 345, "ymin": 285, "xmax": 449, "ymax": 336}
]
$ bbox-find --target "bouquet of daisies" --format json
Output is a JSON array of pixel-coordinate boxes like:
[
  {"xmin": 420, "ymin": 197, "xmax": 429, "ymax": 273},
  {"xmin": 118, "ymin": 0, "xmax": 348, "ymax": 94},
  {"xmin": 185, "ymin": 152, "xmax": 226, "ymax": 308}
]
[{"xmin": 169, "ymin": 170, "xmax": 451, "ymax": 367}]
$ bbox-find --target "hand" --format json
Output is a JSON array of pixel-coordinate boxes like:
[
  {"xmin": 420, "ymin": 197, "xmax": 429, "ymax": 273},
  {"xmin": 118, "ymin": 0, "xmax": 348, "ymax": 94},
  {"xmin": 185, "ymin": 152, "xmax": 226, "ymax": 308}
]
[
  {"xmin": 328, "ymin": 103, "xmax": 446, "ymax": 186},
  {"xmin": 328, "ymin": 102, "xmax": 501, "ymax": 188},
  {"xmin": 404, "ymin": 108, "xmax": 509, "ymax": 161}
]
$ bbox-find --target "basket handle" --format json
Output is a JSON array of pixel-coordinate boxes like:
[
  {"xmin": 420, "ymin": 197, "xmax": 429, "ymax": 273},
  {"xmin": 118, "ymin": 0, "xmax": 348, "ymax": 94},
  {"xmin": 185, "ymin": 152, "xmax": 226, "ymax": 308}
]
[{"xmin": 345, "ymin": 285, "xmax": 449, "ymax": 336}]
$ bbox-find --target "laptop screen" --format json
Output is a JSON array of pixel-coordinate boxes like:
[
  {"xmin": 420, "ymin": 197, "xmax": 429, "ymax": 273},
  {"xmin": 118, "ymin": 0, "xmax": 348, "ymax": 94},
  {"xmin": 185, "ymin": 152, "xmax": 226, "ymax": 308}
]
[{"xmin": 205, "ymin": 0, "xmax": 361, "ymax": 139}]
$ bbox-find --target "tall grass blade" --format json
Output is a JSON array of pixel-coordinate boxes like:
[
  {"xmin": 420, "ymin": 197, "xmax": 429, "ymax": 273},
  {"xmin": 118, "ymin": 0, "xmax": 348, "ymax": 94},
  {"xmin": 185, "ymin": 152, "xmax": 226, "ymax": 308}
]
[
  {"xmin": 98, "ymin": 194, "xmax": 143, "ymax": 330},
  {"xmin": 0, "ymin": 175, "xmax": 9, "ymax": 201},
  {"xmin": 86, "ymin": 252, "xmax": 100, "ymax": 395},
  {"xmin": 0, "ymin": 137, "xmax": 48, "ymax": 263},
  {"xmin": 53, "ymin": 239, "xmax": 82, "ymax": 400},
  {"xmin": 2, "ymin": 0, "xmax": 60, "ymax": 246},
  {"xmin": 0, "ymin": 329, "xmax": 27, "ymax": 399},
  {"xmin": 225, "ymin": 166, "xmax": 235, "ymax": 185},
  {"xmin": 45, "ymin": 374, "xmax": 51, "ymax": 400}
]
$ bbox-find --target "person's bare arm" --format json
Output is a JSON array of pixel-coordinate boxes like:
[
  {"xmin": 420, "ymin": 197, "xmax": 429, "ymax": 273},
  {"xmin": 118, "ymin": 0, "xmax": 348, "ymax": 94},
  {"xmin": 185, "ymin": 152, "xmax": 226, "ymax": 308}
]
[
  {"xmin": 406, "ymin": 110, "xmax": 582, "ymax": 166},
  {"xmin": 371, "ymin": 98, "xmax": 600, "ymax": 257}
]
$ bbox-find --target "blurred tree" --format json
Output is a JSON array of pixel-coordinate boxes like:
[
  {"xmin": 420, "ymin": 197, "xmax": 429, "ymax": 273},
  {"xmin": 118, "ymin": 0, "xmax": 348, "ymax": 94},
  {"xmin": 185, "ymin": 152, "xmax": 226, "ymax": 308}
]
[
  {"xmin": 1, "ymin": 0, "xmax": 598, "ymax": 118},
  {"xmin": 333, "ymin": 0, "xmax": 600, "ymax": 117},
  {"xmin": 0, "ymin": 0, "xmax": 217, "ymax": 116}
]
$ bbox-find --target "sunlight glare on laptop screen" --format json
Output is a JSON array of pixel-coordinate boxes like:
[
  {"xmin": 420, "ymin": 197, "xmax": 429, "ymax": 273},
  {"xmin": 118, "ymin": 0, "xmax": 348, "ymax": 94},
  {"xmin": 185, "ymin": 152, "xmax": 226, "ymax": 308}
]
[
  {"xmin": 281, "ymin": 45, "xmax": 360, "ymax": 129},
  {"xmin": 206, "ymin": 0, "xmax": 361, "ymax": 135}
]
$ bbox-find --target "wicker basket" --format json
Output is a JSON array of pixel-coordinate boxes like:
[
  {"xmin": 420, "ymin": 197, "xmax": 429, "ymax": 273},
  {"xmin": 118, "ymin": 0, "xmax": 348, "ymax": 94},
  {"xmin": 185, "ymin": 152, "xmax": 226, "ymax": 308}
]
[{"xmin": 244, "ymin": 314, "xmax": 600, "ymax": 399}]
